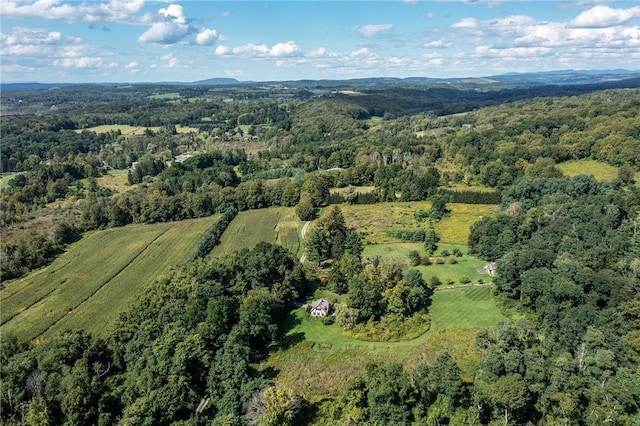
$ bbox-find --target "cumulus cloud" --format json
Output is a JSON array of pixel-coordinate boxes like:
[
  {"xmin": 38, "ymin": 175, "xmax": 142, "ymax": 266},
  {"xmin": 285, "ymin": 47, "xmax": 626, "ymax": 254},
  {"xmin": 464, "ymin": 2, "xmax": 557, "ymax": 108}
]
[
  {"xmin": 138, "ymin": 4, "xmax": 191, "ymax": 44},
  {"xmin": 1, "ymin": 0, "xmax": 147, "ymax": 23},
  {"xmin": 270, "ymin": 41, "xmax": 301, "ymax": 57},
  {"xmin": 54, "ymin": 57, "xmax": 104, "ymax": 68},
  {"xmin": 569, "ymin": 5, "xmax": 640, "ymax": 28},
  {"xmin": 160, "ymin": 53, "xmax": 179, "ymax": 67},
  {"xmin": 1, "ymin": 26, "xmax": 81, "ymax": 57},
  {"xmin": 195, "ymin": 29, "xmax": 218, "ymax": 46},
  {"xmin": 215, "ymin": 41, "xmax": 302, "ymax": 57},
  {"xmin": 125, "ymin": 61, "xmax": 138, "ymax": 69},
  {"xmin": 354, "ymin": 24, "xmax": 393, "ymax": 37}
]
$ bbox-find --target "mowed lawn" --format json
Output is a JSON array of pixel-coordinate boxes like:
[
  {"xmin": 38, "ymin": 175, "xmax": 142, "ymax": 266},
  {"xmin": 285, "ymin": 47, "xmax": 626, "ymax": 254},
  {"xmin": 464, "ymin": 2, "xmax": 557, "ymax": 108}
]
[
  {"xmin": 363, "ymin": 242, "xmax": 489, "ymax": 284},
  {"xmin": 211, "ymin": 207, "xmax": 301, "ymax": 257},
  {"xmin": 1, "ymin": 215, "xmax": 217, "ymax": 341},
  {"xmin": 264, "ymin": 284, "xmax": 505, "ymax": 399},
  {"xmin": 430, "ymin": 285, "xmax": 506, "ymax": 330}
]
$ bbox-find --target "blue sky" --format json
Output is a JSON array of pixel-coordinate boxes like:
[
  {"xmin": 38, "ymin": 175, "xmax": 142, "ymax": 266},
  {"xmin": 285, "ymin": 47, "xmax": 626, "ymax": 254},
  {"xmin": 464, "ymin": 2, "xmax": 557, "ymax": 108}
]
[{"xmin": 1, "ymin": 1, "xmax": 639, "ymax": 83}]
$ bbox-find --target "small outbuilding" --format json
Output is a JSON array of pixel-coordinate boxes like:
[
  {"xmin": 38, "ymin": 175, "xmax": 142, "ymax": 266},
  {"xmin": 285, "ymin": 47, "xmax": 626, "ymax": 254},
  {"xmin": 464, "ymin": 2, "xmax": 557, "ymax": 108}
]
[
  {"xmin": 477, "ymin": 262, "xmax": 498, "ymax": 277},
  {"xmin": 309, "ymin": 298, "xmax": 333, "ymax": 317}
]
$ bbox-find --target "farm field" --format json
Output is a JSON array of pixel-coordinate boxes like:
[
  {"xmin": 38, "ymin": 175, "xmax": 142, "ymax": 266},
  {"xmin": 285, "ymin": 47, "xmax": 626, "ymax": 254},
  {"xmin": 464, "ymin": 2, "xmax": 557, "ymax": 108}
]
[
  {"xmin": 211, "ymin": 207, "xmax": 301, "ymax": 257},
  {"xmin": 76, "ymin": 124, "xmax": 197, "ymax": 135},
  {"xmin": 264, "ymin": 284, "xmax": 504, "ymax": 399},
  {"xmin": 1, "ymin": 215, "xmax": 217, "ymax": 341},
  {"xmin": 340, "ymin": 202, "xmax": 499, "ymax": 245},
  {"xmin": 556, "ymin": 159, "xmax": 625, "ymax": 181}
]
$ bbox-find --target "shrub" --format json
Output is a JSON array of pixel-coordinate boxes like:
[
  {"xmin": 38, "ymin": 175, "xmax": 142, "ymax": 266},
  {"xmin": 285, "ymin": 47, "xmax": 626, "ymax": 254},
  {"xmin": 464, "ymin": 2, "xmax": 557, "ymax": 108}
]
[
  {"xmin": 459, "ymin": 276, "xmax": 471, "ymax": 284},
  {"xmin": 440, "ymin": 249, "xmax": 450, "ymax": 257},
  {"xmin": 421, "ymin": 256, "xmax": 432, "ymax": 266},
  {"xmin": 452, "ymin": 248, "xmax": 463, "ymax": 257},
  {"xmin": 408, "ymin": 250, "xmax": 422, "ymax": 266},
  {"xmin": 435, "ymin": 257, "xmax": 445, "ymax": 264},
  {"xmin": 429, "ymin": 276, "xmax": 442, "ymax": 287},
  {"xmin": 445, "ymin": 277, "xmax": 455, "ymax": 285},
  {"xmin": 448, "ymin": 257, "xmax": 458, "ymax": 264},
  {"xmin": 321, "ymin": 316, "xmax": 335, "ymax": 325}
]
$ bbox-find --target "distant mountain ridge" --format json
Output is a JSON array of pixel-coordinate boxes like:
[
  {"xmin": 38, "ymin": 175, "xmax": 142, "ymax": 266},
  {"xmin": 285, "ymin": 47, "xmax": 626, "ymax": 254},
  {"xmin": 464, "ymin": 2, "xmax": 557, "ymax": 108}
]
[{"xmin": 2, "ymin": 70, "xmax": 639, "ymax": 91}]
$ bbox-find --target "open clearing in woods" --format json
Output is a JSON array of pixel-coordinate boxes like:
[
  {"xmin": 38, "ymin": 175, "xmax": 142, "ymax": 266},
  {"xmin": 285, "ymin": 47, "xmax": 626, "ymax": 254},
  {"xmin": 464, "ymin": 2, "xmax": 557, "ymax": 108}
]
[
  {"xmin": 340, "ymin": 202, "xmax": 500, "ymax": 245},
  {"xmin": 262, "ymin": 202, "xmax": 504, "ymax": 401},
  {"xmin": 76, "ymin": 124, "xmax": 197, "ymax": 135},
  {"xmin": 264, "ymin": 285, "xmax": 504, "ymax": 400},
  {"xmin": 1, "ymin": 215, "xmax": 217, "ymax": 341},
  {"xmin": 211, "ymin": 207, "xmax": 301, "ymax": 257}
]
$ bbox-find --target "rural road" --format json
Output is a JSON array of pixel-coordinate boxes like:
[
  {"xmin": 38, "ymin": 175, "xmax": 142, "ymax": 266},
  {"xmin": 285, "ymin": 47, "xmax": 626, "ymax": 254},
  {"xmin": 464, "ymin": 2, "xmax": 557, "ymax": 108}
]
[{"xmin": 299, "ymin": 221, "xmax": 311, "ymax": 263}]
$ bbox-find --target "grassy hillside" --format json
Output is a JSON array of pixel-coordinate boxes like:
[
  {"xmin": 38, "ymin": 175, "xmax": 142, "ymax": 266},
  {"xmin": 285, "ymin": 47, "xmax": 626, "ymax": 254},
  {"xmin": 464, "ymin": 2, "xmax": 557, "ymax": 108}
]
[
  {"xmin": 211, "ymin": 207, "xmax": 301, "ymax": 257},
  {"xmin": 1, "ymin": 215, "xmax": 217, "ymax": 341}
]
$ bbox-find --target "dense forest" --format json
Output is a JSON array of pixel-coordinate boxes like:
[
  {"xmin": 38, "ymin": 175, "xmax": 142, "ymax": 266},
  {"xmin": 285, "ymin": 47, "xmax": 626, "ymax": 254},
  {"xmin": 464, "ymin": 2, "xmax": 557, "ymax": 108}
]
[{"xmin": 1, "ymin": 80, "xmax": 639, "ymax": 424}]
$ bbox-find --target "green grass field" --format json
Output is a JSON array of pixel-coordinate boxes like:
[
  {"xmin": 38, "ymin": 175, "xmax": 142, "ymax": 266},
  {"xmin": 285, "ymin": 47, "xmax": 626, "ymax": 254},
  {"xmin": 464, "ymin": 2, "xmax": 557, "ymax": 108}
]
[
  {"xmin": 76, "ymin": 124, "xmax": 197, "ymax": 135},
  {"xmin": 264, "ymin": 284, "xmax": 504, "ymax": 398},
  {"xmin": 556, "ymin": 159, "xmax": 620, "ymax": 181},
  {"xmin": 340, "ymin": 202, "xmax": 499, "ymax": 245},
  {"xmin": 0, "ymin": 173, "xmax": 22, "ymax": 189},
  {"xmin": 94, "ymin": 169, "xmax": 131, "ymax": 193},
  {"xmin": 211, "ymin": 207, "xmax": 301, "ymax": 257},
  {"xmin": 430, "ymin": 285, "xmax": 506, "ymax": 330},
  {"xmin": 1, "ymin": 216, "xmax": 218, "ymax": 341},
  {"xmin": 363, "ymin": 242, "xmax": 491, "ymax": 285}
]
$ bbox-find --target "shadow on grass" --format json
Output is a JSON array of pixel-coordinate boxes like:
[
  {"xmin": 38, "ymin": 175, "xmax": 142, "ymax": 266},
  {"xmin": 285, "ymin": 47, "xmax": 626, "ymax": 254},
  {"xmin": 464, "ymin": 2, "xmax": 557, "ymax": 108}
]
[{"xmin": 277, "ymin": 310, "xmax": 305, "ymax": 350}]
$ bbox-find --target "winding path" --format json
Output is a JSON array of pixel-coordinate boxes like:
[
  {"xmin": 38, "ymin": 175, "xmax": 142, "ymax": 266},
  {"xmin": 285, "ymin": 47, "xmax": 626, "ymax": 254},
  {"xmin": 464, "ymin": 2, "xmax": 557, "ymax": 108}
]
[{"xmin": 299, "ymin": 220, "xmax": 311, "ymax": 263}]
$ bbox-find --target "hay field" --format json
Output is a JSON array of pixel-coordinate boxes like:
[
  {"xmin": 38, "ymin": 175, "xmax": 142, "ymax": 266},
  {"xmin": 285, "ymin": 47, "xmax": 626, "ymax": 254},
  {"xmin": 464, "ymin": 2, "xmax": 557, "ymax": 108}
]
[{"xmin": 1, "ymin": 215, "xmax": 217, "ymax": 341}]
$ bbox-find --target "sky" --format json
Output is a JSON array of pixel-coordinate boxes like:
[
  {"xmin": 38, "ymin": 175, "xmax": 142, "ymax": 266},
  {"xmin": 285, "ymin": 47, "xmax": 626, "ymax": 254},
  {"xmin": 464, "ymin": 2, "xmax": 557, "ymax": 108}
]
[{"xmin": 1, "ymin": 1, "xmax": 639, "ymax": 83}]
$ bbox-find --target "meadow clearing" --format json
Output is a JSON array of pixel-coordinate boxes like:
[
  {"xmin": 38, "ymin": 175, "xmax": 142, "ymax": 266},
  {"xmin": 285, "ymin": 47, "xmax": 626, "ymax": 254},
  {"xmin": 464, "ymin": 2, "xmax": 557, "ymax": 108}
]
[
  {"xmin": 75, "ymin": 124, "xmax": 197, "ymax": 135},
  {"xmin": 210, "ymin": 207, "xmax": 301, "ymax": 257},
  {"xmin": 264, "ymin": 285, "xmax": 505, "ymax": 399},
  {"xmin": 340, "ymin": 202, "xmax": 499, "ymax": 245},
  {"xmin": 1, "ymin": 215, "xmax": 218, "ymax": 341}
]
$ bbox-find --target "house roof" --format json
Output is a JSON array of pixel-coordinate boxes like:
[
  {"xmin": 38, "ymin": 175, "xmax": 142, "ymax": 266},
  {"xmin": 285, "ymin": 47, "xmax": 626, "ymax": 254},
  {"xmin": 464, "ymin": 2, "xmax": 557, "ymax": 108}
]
[{"xmin": 311, "ymin": 298, "xmax": 332, "ymax": 310}]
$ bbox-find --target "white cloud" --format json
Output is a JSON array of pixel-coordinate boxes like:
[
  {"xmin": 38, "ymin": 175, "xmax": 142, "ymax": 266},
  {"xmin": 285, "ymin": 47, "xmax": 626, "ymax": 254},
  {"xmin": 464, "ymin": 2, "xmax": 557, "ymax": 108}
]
[
  {"xmin": 159, "ymin": 4, "xmax": 186, "ymax": 24},
  {"xmin": 308, "ymin": 47, "xmax": 326, "ymax": 57},
  {"xmin": 138, "ymin": 21, "xmax": 190, "ymax": 44},
  {"xmin": 569, "ymin": 5, "xmax": 640, "ymax": 28},
  {"xmin": 215, "ymin": 41, "xmax": 302, "ymax": 58},
  {"xmin": 215, "ymin": 45, "xmax": 232, "ymax": 55},
  {"xmin": 54, "ymin": 57, "xmax": 103, "ymax": 68},
  {"xmin": 270, "ymin": 41, "xmax": 301, "ymax": 57},
  {"xmin": 160, "ymin": 53, "xmax": 179, "ymax": 67},
  {"xmin": 424, "ymin": 40, "xmax": 451, "ymax": 48},
  {"xmin": 1, "ymin": 0, "xmax": 147, "ymax": 23},
  {"xmin": 125, "ymin": 61, "xmax": 138, "ymax": 69},
  {"xmin": 354, "ymin": 24, "xmax": 393, "ymax": 37},
  {"xmin": 138, "ymin": 5, "xmax": 191, "ymax": 44},
  {"xmin": 0, "ymin": 26, "xmax": 84, "ymax": 58},
  {"xmin": 195, "ymin": 29, "xmax": 218, "ymax": 46},
  {"xmin": 451, "ymin": 17, "xmax": 479, "ymax": 29}
]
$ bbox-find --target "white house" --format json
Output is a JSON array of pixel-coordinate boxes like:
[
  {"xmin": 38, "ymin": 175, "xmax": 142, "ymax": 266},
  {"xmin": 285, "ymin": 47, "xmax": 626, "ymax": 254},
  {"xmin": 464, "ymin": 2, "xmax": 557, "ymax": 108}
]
[{"xmin": 309, "ymin": 298, "xmax": 332, "ymax": 317}]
